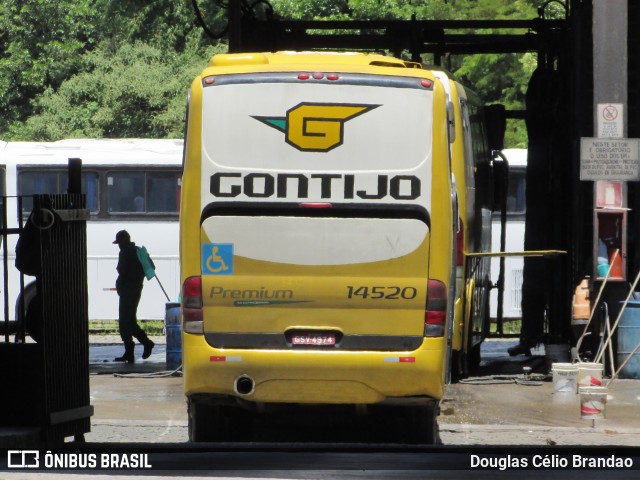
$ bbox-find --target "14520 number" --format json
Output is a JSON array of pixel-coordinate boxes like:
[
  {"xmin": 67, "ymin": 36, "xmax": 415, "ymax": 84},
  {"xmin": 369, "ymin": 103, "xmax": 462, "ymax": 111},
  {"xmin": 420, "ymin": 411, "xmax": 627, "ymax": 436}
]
[{"xmin": 346, "ymin": 286, "xmax": 417, "ymax": 300}]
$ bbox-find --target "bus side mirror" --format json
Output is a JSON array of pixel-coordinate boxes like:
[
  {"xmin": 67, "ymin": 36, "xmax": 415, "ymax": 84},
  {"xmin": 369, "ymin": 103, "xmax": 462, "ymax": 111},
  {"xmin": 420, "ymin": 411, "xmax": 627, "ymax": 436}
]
[{"xmin": 485, "ymin": 104, "xmax": 506, "ymax": 152}]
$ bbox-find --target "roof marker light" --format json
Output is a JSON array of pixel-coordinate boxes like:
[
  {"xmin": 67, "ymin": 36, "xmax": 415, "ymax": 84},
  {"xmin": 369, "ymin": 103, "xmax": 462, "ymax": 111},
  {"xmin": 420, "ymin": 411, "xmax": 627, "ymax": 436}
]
[
  {"xmin": 327, "ymin": 73, "xmax": 339, "ymax": 81},
  {"xmin": 204, "ymin": 76, "xmax": 216, "ymax": 85},
  {"xmin": 312, "ymin": 72, "xmax": 324, "ymax": 80},
  {"xmin": 420, "ymin": 79, "xmax": 433, "ymax": 88},
  {"xmin": 298, "ymin": 72, "xmax": 310, "ymax": 80}
]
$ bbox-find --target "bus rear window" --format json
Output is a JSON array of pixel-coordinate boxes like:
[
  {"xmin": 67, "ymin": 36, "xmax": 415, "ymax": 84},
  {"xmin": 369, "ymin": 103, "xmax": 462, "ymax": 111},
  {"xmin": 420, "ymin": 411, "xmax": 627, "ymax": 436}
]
[
  {"xmin": 202, "ymin": 80, "xmax": 432, "ymax": 174},
  {"xmin": 201, "ymin": 215, "xmax": 428, "ymax": 266}
]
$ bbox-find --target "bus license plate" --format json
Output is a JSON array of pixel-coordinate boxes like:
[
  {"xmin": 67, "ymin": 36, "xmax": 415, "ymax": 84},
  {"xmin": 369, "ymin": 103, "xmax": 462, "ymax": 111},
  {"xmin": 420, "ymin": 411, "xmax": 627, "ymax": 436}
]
[{"xmin": 291, "ymin": 333, "xmax": 336, "ymax": 346}]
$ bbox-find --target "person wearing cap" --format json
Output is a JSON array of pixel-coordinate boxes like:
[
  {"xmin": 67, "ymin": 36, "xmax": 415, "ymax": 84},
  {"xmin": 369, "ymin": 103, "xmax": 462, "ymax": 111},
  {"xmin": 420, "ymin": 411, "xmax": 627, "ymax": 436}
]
[{"xmin": 112, "ymin": 229, "xmax": 155, "ymax": 363}]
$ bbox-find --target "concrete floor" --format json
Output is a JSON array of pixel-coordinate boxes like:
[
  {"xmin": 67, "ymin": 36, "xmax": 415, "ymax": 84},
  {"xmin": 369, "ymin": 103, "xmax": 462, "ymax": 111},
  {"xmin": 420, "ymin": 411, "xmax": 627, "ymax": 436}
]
[{"xmin": 83, "ymin": 339, "xmax": 640, "ymax": 446}]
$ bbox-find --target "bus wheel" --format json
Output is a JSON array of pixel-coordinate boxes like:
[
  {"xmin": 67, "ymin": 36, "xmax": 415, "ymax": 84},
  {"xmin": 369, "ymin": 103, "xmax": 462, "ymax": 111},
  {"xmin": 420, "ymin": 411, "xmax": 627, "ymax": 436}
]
[
  {"xmin": 450, "ymin": 350, "xmax": 465, "ymax": 383},
  {"xmin": 188, "ymin": 400, "xmax": 216, "ymax": 442},
  {"xmin": 404, "ymin": 405, "xmax": 441, "ymax": 444},
  {"xmin": 468, "ymin": 342, "xmax": 482, "ymax": 369},
  {"xmin": 189, "ymin": 400, "xmax": 253, "ymax": 442}
]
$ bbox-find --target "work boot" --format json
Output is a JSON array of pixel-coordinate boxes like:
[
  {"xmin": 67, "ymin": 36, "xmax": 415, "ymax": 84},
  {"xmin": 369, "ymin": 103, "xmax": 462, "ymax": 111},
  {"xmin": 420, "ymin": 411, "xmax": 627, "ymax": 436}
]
[
  {"xmin": 507, "ymin": 343, "xmax": 532, "ymax": 357},
  {"xmin": 142, "ymin": 340, "xmax": 155, "ymax": 360},
  {"xmin": 114, "ymin": 351, "xmax": 135, "ymax": 363},
  {"xmin": 114, "ymin": 342, "xmax": 135, "ymax": 363}
]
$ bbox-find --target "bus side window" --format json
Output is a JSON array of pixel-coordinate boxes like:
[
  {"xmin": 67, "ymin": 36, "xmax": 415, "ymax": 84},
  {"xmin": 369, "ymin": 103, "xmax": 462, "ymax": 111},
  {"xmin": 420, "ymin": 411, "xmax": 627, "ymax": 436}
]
[
  {"xmin": 108, "ymin": 172, "xmax": 145, "ymax": 213},
  {"xmin": 19, "ymin": 172, "xmax": 57, "ymax": 212},
  {"xmin": 147, "ymin": 172, "xmax": 180, "ymax": 213},
  {"xmin": 506, "ymin": 171, "xmax": 526, "ymax": 215},
  {"xmin": 107, "ymin": 171, "xmax": 181, "ymax": 214},
  {"xmin": 84, "ymin": 174, "xmax": 99, "ymax": 213},
  {"xmin": 18, "ymin": 170, "xmax": 99, "ymax": 214}
]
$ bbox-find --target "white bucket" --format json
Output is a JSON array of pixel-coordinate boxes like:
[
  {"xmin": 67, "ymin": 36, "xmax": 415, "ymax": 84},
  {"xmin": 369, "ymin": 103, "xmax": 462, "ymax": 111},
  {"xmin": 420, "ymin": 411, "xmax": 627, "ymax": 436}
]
[
  {"xmin": 579, "ymin": 386, "xmax": 608, "ymax": 419},
  {"xmin": 552, "ymin": 363, "xmax": 578, "ymax": 393},
  {"xmin": 577, "ymin": 362, "xmax": 604, "ymax": 388}
]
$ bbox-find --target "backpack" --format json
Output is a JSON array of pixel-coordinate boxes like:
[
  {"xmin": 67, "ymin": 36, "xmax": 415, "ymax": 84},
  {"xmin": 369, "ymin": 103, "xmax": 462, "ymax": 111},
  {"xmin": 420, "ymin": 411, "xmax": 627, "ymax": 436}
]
[{"xmin": 136, "ymin": 246, "xmax": 156, "ymax": 281}]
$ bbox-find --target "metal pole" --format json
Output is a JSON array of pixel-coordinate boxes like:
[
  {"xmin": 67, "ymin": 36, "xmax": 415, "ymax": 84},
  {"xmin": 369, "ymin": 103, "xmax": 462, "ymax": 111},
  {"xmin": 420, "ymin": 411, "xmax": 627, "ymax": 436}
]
[{"xmin": 228, "ymin": 0, "xmax": 242, "ymax": 53}]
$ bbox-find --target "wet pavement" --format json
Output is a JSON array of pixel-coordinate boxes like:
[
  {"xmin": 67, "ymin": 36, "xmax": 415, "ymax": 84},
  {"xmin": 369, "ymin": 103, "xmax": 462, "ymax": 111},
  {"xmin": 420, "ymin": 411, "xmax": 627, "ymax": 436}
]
[
  {"xmin": 81, "ymin": 338, "xmax": 640, "ymax": 446},
  {"xmin": 89, "ymin": 335, "xmax": 177, "ymax": 375},
  {"xmin": 3, "ymin": 338, "xmax": 640, "ymax": 447}
]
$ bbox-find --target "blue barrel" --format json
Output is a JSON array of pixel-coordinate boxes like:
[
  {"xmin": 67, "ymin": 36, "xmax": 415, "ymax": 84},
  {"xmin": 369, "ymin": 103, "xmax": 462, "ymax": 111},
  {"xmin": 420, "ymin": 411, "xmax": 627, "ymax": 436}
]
[
  {"xmin": 165, "ymin": 302, "xmax": 182, "ymax": 370},
  {"xmin": 617, "ymin": 300, "xmax": 640, "ymax": 379}
]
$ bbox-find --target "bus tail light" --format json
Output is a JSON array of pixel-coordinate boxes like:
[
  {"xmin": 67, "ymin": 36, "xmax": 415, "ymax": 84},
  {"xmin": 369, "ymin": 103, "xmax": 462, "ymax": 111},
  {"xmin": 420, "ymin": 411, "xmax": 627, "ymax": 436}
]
[
  {"xmin": 182, "ymin": 276, "xmax": 204, "ymax": 334},
  {"xmin": 425, "ymin": 279, "xmax": 447, "ymax": 337}
]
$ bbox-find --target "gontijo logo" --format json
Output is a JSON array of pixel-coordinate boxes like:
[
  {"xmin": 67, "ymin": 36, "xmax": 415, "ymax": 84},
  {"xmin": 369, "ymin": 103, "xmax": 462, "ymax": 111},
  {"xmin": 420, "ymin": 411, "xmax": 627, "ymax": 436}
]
[{"xmin": 253, "ymin": 102, "xmax": 380, "ymax": 152}]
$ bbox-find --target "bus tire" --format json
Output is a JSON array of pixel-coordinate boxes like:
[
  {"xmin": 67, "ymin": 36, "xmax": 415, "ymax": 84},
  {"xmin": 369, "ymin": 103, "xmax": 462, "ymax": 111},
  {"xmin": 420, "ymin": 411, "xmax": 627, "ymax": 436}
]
[
  {"xmin": 404, "ymin": 405, "xmax": 441, "ymax": 445},
  {"xmin": 15, "ymin": 280, "xmax": 41, "ymax": 343},
  {"xmin": 188, "ymin": 400, "xmax": 216, "ymax": 442},
  {"xmin": 189, "ymin": 400, "xmax": 253, "ymax": 442},
  {"xmin": 450, "ymin": 349, "xmax": 465, "ymax": 382},
  {"xmin": 468, "ymin": 342, "xmax": 482, "ymax": 370}
]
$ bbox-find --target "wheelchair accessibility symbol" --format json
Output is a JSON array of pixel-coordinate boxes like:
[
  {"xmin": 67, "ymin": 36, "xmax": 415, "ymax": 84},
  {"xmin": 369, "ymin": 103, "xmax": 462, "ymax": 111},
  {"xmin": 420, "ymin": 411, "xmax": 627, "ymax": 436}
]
[{"xmin": 202, "ymin": 243, "xmax": 234, "ymax": 275}]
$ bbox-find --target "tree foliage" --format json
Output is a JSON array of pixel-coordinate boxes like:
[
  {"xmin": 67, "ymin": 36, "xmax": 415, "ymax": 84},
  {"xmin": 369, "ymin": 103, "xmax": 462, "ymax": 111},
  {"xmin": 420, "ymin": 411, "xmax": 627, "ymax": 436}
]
[
  {"xmin": 0, "ymin": 0, "xmax": 552, "ymax": 146},
  {"xmin": 0, "ymin": 0, "xmax": 97, "ymax": 136},
  {"xmin": 0, "ymin": 0, "xmax": 225, "ymax": 140},
  {"xmin": 23, "ymin": 42, "xmax": 218, "ymax": 140}
]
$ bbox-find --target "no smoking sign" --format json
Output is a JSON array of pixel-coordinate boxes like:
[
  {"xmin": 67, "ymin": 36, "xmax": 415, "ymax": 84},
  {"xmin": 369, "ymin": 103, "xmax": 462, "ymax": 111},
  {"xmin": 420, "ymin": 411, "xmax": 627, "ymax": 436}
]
[
  {"xmin": 598, "ymin": 103, "xmax": 623, "ymax": 138},
  {"xmin": 602, "ymin": 104, "xmax": 618, "ymax": 121}
]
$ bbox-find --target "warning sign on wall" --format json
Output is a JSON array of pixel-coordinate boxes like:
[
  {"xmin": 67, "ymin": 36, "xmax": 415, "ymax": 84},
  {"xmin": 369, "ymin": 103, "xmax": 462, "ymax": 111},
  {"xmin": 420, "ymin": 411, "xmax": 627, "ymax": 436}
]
[
  {"xmin": 580, "ymin": 137, "xmax": 640, "ymax": 181},
  {"xmin": 597, "ymin": 103, "xmax": 624, "ymax": 138},
  {"xmin": 595, "ymin": 181, "xmax": 624, "ymax": 208}
]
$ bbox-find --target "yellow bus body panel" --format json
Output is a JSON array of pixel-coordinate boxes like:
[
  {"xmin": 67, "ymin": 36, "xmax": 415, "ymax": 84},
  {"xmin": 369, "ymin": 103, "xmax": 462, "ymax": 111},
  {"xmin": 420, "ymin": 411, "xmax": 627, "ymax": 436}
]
[{"xmin": 449, "ymin": 79, "xmax": 468, "ymax": 353}]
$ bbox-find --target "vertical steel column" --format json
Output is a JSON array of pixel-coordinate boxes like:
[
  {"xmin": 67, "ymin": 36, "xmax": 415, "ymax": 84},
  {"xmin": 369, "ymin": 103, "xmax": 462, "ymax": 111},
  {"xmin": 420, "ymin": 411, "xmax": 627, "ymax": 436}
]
[{"xmin": 591, "ymin": 0, "xmax": 629, "ymax": 344}]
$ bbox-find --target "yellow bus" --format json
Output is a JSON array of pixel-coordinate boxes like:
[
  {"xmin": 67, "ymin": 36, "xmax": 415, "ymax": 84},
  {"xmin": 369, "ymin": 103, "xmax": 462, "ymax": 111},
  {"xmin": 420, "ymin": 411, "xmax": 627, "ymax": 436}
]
[
  {"xmin": 180, "ymin": 51, "xmax": 503, "ymax": 443},
  {"xmin": 432, "ymin": 70, "xmax": 500, "ymax": 380}
]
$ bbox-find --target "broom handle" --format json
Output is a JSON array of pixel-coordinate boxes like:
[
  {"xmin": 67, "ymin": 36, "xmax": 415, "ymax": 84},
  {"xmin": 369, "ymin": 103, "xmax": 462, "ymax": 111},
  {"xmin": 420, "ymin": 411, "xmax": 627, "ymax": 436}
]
[
  {"xmin": 575, "ymin": 250, "xmax": 618, "ymax": 356},
  {"xmin": 607, "ymin": 310, "xmax": 615, "ymax": 375},
  {"xmin": 608, "ymin": 337, "xmax": 640, "ymax": 386},
  {"xmin": 155, "ymin": 275, "xmax": 171, "ymax": 302},
  {"xmin": 596, "ymin": 265, "xmax": 640, "ymax": 363}
]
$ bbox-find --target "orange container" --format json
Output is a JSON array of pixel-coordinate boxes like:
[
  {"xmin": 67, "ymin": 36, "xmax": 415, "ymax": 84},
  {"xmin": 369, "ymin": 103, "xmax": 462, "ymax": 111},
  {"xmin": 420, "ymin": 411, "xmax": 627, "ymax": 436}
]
[
  {"xmin": 610, "ymin": 250, "xmax": 623, "ymax": 278},
  {"xmin": 572, "ymin": 278, "xmax": 590, "ymax": 322}
]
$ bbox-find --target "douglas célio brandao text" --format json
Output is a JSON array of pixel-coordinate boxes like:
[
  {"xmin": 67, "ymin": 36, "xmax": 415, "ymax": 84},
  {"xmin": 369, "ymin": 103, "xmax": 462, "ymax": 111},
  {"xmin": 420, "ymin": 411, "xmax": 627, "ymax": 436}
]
[{"xmin": 470, "ymin": 454, "xmax": 634, "ymax": 470}]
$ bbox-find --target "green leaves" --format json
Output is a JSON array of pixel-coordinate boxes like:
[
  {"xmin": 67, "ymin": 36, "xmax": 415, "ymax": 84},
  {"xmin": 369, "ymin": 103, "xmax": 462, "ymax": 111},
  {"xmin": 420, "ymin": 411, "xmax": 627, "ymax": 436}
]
[
  {"xmin": 0, "ymin": 0, "xmax": 97, "ymax": 135},
  {"xmin": 2, "ymin": 0, "xmax": 225, "ymax": 140},
  {"xmin": 23, "ymin": 42, "xmax": 216, "ymax": 140}
]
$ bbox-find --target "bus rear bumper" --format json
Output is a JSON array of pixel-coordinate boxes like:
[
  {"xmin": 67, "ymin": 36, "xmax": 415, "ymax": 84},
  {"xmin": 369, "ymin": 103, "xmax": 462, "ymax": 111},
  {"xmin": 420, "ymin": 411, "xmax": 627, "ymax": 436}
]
[{"xmin": 183, "ymin": 334, "xmax": 446, "ymax": 406}]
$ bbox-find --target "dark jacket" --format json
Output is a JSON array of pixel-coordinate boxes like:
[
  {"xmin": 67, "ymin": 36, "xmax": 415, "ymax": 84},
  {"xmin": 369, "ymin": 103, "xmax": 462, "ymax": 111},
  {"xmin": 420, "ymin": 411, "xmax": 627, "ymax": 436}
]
[{"xmin": 116, "ymin": 242, "xmax": 145, "ymax": 295}]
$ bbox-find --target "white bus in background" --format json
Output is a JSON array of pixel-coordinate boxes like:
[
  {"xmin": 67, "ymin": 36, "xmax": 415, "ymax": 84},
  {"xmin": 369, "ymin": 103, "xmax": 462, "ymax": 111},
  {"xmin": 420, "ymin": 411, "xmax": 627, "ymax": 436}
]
[
  {"xmin": 490, "ymin": 148, "xmax": 526, "ymax": 331},
  {"xmin": 0, "ymin": 138, "xmax": 182, "ymax": 323}
]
